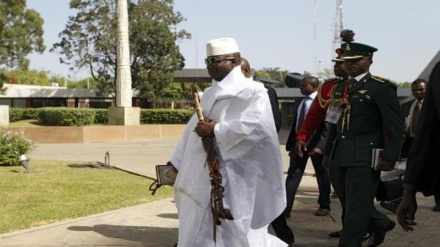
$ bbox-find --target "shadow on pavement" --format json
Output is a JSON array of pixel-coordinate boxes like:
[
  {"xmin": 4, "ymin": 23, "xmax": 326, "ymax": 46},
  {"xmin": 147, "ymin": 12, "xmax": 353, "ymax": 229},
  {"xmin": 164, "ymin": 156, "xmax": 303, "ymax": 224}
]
[{"xmin": 68, "ymin": 224, "xmax": 178, "ymax": 246}]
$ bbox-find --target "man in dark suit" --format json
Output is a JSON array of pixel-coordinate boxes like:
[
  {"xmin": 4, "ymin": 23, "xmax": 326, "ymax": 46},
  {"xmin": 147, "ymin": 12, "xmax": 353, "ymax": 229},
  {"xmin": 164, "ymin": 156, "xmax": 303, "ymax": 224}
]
[
  {"xmin": 240, "ymin": 58, "xmax": 281, "ymax": 131},
  {"xmin": 285, "ymin": 76, "xmax": 331, "ymax": 218},
  {"xmin": 401, "ymin": 79, "xmax": 440, "ymax": 212},
  {"xmin": 400, "ymin": 79, "xmax": 427, "ymax": 154},
  {"xmin": 397, "ymin": 61, "xmax": 440, "ymax": 232},
  {"xmin": 324, "ymin": 38, "xmax": 403, "ymax": 246},
  {"xmin": 265, "ymin": 85, "xmax": 282, "ymax": 132},
  {"xmin": 241, "ymin": 58, "xmax": 294, "ymax": 247},
  {"xmin": 380, "ymin": 78, "xmax": 427, "ymax": 213}
]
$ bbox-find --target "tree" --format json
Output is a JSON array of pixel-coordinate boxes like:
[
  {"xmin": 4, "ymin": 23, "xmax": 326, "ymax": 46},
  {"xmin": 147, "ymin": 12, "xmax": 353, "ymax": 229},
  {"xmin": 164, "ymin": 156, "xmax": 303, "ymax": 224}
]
[
  {"xmin": 67, "ymin": 77, "xmax": 99, "ymax": 89},
  {"xmin": 51, "ymin": 0, "xmax": 190, "ymax": 100},
  {"xmin": 0, "ymin": 68, "xmax": 53, "ymax": 86},
  {"xmin": 302, "ymin": 71, "xmax": 313, "ymax": 76},
  {"xmin": 0, "ymin": 71, "xmax": 7, "ymax": 95},
  {"xmin": 254, "ymin": 69, "xmax": 270, "ymax": 80},
  {"xmin": 397, "ymin": 82, "xmax": 411, "ymax": 88},
  {"xmin": 316, "ymin": 67, "xmax": 335, "ymax": 81},
  {"xmin": 0, "ymin": 0, "xmax": 45, "ymax": 70},
  {"xmin": 255, "ymin": 67, "xmax": 289, "ymax": 88}
]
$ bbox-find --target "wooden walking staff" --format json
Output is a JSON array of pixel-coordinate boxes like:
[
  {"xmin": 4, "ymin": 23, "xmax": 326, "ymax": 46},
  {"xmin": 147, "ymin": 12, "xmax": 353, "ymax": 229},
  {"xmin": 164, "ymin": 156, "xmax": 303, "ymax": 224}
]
[
  {"xmin": 192, "ymin": 88, "xmax": 204, "ymax": 121},
  {"xmin": 191, "ymin": 85, "xmax": 234, "ymax": 242}
]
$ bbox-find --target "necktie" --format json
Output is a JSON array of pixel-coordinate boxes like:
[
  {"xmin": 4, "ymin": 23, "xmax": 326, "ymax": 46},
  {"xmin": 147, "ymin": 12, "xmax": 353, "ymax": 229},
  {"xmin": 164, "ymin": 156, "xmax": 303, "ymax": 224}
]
[
  {"xmin": 347, "ymin": 78, "xmax": 357, "ymax": 87},
  {"xmin": 411, "ymin": 100, "xmax": 422, "ymax": 134},
  {"xmin": 296, "ymin": 97, "xmax": 308, "ymax": 133}
]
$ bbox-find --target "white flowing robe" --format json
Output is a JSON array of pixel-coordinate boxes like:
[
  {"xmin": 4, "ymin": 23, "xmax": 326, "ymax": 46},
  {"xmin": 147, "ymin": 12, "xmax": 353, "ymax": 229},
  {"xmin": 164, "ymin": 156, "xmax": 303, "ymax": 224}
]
[{"xmin": 171, "ymin": 66, "xmax": 287, "ymax": 247}]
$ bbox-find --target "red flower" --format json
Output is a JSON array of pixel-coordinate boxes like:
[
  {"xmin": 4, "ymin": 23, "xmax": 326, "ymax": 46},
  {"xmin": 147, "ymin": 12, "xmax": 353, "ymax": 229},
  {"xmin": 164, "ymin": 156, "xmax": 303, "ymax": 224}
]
[{"xmin": 340, "ymin": 29, "xmax": 355, "ymax": 43}]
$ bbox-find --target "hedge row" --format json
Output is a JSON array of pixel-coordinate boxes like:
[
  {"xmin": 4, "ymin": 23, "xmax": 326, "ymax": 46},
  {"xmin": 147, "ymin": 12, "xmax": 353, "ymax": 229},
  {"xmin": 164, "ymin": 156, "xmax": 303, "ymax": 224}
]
[
  {"xmin": 9, "ymin": 108, "xmax": 194, "ymax": 126},
  {"xmin": 9, "ymin": 108, "xmax": 42, "ymax": 122}
]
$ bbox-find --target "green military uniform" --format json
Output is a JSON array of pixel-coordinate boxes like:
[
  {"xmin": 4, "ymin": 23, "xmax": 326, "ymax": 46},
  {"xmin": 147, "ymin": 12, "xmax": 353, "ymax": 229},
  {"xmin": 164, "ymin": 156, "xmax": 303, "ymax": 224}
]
[{"xmin": 324, "ymin": 40, "xmax": 403, "ymax": 246}]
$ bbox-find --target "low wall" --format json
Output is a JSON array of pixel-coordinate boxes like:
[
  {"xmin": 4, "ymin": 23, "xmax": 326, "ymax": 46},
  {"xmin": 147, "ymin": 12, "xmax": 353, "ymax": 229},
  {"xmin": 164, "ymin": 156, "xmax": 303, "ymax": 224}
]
[
  {"xmin": 3, "ymin": 125, "xmax": 186, "ymax": 143},
  {"xmin": 0, "ymin": 105, "xmax": 9, "ymax": 126}
]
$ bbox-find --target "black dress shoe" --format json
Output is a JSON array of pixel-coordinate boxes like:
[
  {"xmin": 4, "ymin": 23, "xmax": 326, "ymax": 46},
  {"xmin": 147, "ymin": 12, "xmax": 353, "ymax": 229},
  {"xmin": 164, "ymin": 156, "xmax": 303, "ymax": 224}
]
[
  {"xmin": 329, "ymin": 230, "xmax": 369, "ymax": 240},
  {"xmin": 329, "ymin": 230, "xmax": 341, "ymax": 238},
  {"xmin": 368, "ymin": 220, "xmax": 396, "ymax": 247},
  {"xmin": 379, "ymin": 198, "xmax": 401, "ymax": 214},
  {"xmin": 363, "ymin": 232, "xmax": 370, "ymax": 242},
  {"xmin": 314, "ymin": 207, "xmax": 330, "ymax": 216}
]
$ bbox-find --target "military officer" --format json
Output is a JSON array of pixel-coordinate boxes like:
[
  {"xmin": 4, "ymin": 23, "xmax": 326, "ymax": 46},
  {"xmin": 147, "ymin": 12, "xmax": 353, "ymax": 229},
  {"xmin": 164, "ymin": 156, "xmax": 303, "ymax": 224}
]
[
  {"xmin": 324, "ymin": 33, "xmax": 403, "ymax": 247},
  {"xmin": 295, "ymin": 49, "xmax": 346, "ymax": 148}
]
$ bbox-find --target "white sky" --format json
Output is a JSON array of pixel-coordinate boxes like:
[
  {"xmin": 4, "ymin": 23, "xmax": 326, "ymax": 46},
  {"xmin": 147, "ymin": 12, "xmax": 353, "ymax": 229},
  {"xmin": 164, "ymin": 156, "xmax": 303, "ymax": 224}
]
[{"xmin": 27, "ymin": 0, "xmax": 440, "ymax": 83}]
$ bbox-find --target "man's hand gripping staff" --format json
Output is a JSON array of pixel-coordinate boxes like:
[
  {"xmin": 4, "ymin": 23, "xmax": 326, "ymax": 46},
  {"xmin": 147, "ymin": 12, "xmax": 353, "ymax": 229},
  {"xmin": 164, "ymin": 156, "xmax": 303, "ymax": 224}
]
[{"xmin": 192, "ymin": 86, "xmax": 234, "ymax": 241}]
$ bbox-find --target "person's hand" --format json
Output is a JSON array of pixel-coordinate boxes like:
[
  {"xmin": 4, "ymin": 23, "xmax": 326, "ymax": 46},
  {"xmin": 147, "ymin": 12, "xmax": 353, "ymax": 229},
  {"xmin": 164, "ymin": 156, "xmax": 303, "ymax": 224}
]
[
  {"xmin": 194, "ymin": 118, "xmax": 216, "ymax": 137},
  {"xmin": 396, "ymin": 188, "xmax": 418, "ymax": 231},
  {"xmin": 309, "ymin": 147, "xmax": 323, "ymax": 156},
  {"xmin": 322, "ymin": 155, "xmax": 329, "ymax": 170},
  {"xmin": 376, "ymin": 159, "xmax": 395, "ymax": 171},
  {"xmin": 295, "ymin": 140, "xmax": 307, "ymax": 157}
]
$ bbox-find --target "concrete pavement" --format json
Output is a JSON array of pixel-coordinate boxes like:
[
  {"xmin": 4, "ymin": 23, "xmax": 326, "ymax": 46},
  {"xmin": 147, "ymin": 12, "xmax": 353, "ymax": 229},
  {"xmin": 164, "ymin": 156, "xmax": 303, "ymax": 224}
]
[{"xmin": 1, "ymin": 130, "xmax": 439, "ymax": 246}]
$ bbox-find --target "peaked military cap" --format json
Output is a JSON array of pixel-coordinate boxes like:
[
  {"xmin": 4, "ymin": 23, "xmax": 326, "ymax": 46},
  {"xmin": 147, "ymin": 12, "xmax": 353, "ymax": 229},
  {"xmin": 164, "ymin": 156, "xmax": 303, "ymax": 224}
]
[
  {"xmin": 331, "ymin": 48, "xmax": 344, "ymax": 62},
  {"xmin": 339, "ymin": 29, "xmax": 378, "ymax": 60}
]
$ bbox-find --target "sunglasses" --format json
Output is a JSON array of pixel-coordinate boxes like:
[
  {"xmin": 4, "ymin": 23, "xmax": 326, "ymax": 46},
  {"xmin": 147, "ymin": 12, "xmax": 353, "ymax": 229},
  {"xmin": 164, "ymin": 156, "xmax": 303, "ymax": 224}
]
[{"xmin": 204, "ymin": 56, "xmax": 236, "ymax": 66}]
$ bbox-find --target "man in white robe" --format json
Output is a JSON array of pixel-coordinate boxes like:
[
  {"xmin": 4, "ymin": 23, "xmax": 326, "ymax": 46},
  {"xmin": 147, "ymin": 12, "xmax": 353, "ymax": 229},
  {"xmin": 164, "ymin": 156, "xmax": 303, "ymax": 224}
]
[{"xmin": 169, "ymin": 38, "xmax": 287, "ymax": 247}]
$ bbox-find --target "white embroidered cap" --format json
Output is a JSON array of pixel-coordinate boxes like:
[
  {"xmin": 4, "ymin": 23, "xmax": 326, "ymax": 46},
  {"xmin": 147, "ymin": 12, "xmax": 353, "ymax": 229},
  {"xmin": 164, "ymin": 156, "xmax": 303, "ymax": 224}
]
[{"xmin": 206, "ymin": 38, "xmax": 240, "ymax": 56}]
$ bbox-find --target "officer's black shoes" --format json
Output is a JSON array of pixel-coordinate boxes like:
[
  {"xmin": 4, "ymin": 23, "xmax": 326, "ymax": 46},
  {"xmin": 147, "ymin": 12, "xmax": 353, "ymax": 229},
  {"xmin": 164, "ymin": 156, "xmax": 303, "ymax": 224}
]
[
  {"xmin": 379, "ymin": 198, "xmax": 401, "ymax": 214},
  {"xmin": 363, "ymin": 232, "xmax": 371, "ymax": 242},
  {"xmin": 329, "ymin": 230, "xmax": 341, "ymax": 238},
  {"xmin": 433, "ymin": 203, "xmax": 440, "ymax": 212},
  {"xmin": 367, "ymin": 220, "xmax": 396, "ymax": 247},
  {"xmin": 314, "ymin": 207, "xmax": 330, "ymax": 216},
  {"xmin": 329, "ymin": 230, "xmax": 369, "ymax": 241}
]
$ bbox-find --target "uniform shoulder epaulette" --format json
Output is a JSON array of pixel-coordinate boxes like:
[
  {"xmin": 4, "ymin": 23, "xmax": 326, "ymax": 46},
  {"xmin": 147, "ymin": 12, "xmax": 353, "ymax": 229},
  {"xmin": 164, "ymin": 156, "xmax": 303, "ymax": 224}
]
[
  {"xmin": 317, "ymin": 78, "xmax": 341, "ymax": 107},
  {"xmin": 324, "ymin": 77, "xmax": 341, "ymax": 84},
  {"xmin": 371, "ymin": 75, "xmax": 390, "ymax": 83},
  {"xmin": 319, "ymin": 78, "xmax": 339, "ymax": 93}
]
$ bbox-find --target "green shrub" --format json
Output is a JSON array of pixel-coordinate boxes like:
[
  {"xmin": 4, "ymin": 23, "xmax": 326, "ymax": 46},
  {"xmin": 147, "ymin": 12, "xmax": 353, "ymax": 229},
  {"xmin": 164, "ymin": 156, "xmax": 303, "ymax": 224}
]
[
  {"xmin": 0, "ymin": 131, "xmax": 36, "ymax": 166},
  {"xmin": 22, "ymin": 108, "xmax": 41, "ymax": 120},
  {"xmin": 94, "ymin": 109, "xmax": 108, "ymax": 124},
  {"xmin": 9, "ymin": 108, "xmax": 41, "ymax": 122},
  {"xmin": 140, "ymin": 109, "xmax": 193, "ymax": 124},
  {"xmin": 9, "ymin": 107, "xmax": 195, "ymax": 125},
  {"xmin": 38, "ymin": 108, "xmax": 96, "ymax": 126},
  {"xmin": 286, "ymin": 114, "xmax": 294, "ymax": 126},
  {"xmin": 9, "ymin": 108, "xmax": 24, "ymax": 122}
]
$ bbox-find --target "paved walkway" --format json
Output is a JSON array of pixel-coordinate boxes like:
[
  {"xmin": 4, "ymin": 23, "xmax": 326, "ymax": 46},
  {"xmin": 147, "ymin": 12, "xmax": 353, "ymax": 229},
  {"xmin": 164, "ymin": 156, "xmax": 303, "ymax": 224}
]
[{"xmin": 0, "ymin": 132, "xmax": 439, "ymax": 246}]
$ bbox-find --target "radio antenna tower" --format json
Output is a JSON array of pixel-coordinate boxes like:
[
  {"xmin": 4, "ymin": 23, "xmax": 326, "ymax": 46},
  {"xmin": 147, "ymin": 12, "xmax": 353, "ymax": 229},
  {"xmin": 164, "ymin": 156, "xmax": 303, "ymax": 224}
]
[
  {"xmin": 313, "ymin": 0, "xmax": 318, "ymax": 73},
  {"xmin": 332, "ymin": 0, "xmax": 344, "ymax": 58}
]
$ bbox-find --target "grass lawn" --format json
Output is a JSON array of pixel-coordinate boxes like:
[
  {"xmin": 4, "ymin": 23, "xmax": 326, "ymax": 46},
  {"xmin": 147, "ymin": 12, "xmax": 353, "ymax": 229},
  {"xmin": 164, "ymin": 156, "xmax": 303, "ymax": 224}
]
[
  {"xmin": 0, "ymin": 160, "xmax": 174, "ymax": 234},
  {"xmin": 8, "ymin": 119, "xmax": 43, "ymax": 127}
]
